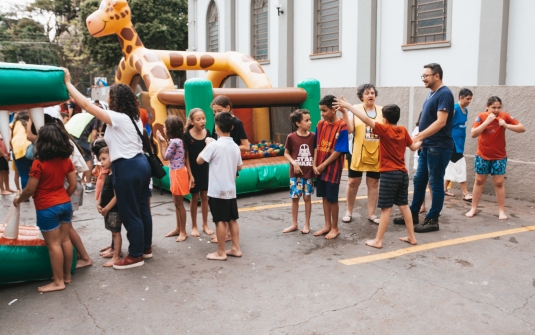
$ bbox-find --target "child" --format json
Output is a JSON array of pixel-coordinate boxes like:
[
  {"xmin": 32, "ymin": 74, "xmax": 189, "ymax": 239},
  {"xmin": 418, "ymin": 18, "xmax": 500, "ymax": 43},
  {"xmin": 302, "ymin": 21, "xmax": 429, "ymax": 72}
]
[
  {"xmin": 157, "ymin": 116, "xmax": 189, "ymax": 242},
  {"xmin": 97, "ymin": 147, "xmax": 122, "ymax": 267},
  {"xmin": 335, "ymin": 98, "xmax": 421, "ymax": 248},
  {"xmin": 283, "ymin": 109, "xmax": 316, "ymax": 234},
  {"xmin": 0, "ymin": 134, "xmax": 14, "ymax": 195},
  {"xmin": 197, "ymin": 112, "xmax": 243, "ymax": 261},
  {"xmin": 13, "ymin": 123, "xmax": 77, "ymax": 292},
  {"xmin": 465, "ymin": 96, "xmax": 525, "ymax": 220},
  {"xmin": 184, "ymin": 108, "xmax": 214, "ymax": 236},
  {"xmin": 313, "ymin": 95, "xmax": 349, "ymax": 240}
]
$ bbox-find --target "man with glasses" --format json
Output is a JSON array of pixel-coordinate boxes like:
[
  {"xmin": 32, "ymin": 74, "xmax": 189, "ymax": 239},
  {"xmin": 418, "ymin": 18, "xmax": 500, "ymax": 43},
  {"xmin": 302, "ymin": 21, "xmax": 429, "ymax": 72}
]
[{"xmin": 393, "ymin": 63, "xmax": 454, "ymax": 232}]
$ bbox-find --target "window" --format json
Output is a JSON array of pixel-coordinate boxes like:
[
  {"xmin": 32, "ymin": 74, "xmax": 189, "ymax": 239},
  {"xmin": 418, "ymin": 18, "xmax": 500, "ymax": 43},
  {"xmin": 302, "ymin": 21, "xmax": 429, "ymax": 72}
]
[
  {"xmin": 207, "ymin": 1, "xmax": 219, "ymax": 52},
  {"xmin": 410, "ymin": 0, "xmax": 447, "ymax": 44},
  {"xmin": 316, "ymin": 0, "xmax": 339, "ymax": 54},
  {"xmin": 252, "ymin": 0, "xmax": 269, "ymax": 61}
]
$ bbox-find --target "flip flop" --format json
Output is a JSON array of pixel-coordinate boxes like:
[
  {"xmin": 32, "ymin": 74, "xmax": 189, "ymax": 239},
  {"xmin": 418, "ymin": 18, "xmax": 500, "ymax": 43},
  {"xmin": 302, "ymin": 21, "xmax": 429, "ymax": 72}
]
[
  {"xmin": 342, "ymin": 214, "xmax": 352, "ymax": 223},
  {"xmin": 368, "ymin": 216, "xmax": 380, "ymax": 225},
  {"xmin": 462, "ymin": 193, "xmax": 473, "ymax": 202},
  {"xmin": 444, "ymin": 191, "xmax": 455, "ymax": 197}
]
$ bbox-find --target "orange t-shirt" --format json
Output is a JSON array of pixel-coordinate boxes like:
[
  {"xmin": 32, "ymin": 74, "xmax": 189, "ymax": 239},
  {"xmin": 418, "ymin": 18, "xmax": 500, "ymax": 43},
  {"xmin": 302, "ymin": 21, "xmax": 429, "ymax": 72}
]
[
  {"xmin": 29, "ymin": 158, "xmax": 74, "ymax": 210},
  {"xmin": 139, "ymin": 108, "xmax": 149, "ymax": 127},
  {"xmin": 373, "ymin": 123, "xmax": 413, "ymax": 173},
  {"xmin": 472, "ymin": 112, "xmax": 519, "ymax": 160}
]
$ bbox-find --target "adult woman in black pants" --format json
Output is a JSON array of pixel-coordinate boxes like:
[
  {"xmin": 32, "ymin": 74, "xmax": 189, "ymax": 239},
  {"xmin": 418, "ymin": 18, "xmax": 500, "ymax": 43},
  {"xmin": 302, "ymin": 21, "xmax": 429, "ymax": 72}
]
[{"xmin": 63, "ymin": 69, "xmax": 152, "ymax": 269}]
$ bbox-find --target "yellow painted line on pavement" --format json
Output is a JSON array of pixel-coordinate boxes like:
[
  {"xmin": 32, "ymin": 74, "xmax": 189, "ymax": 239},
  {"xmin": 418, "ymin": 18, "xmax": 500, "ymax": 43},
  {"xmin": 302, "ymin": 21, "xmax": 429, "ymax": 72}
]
[{"xmin": 339, "ymin": 225, "xmax": 535, "ymax": 265}]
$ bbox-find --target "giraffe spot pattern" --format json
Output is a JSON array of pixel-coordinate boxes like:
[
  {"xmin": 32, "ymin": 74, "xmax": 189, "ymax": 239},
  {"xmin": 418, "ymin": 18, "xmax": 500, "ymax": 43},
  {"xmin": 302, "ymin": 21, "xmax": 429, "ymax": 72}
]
[
  {"xmin": 143, "ymin": 74, "xmax": 151, "ymax": 89},
  {"xmin": 151, "ymin": 66, "xmax": 170, "ymax": 79},
  {"xmin": 126, "ymin": 45, "xmax": 132, "ymax": 54},
  {"xmin": 118, "ymin": 36, "xmax": 124, "ymax": 49},
  {"xmin": 200, "ymin": 55, "xmax": 215, "ymax": 68},
  {"xmin": 121, "ymin": 28, "xmax": 134, "ymax": 41},
  {"xmin": 125, "ymin": 10, "xmax": 129, "ymax": 14},
  {"xmin": 121, "ymin": 12, "xmax": 126, "ymax": 18},
  {"xmin": 121, "ymin": 61, "xmax": 126, "ymax": 70},
  {"xmin": 249, "ymin": 63, "xmax": 264, "ymax": 74},
  {"xmin": 187, "ymin": 55, "xmax": 197, "ymax": 66},
  {"xmin": 109, "ymin": 16, "xmax": 114, "ymax": 20},
  {"xmin": 170, "ymin": 53, "xmax": 184, "ymax": 67},
  {"xmin": 135, "ymin": 36, "xmax": 142, "ymax": 46},
  {"xmin": 135, "ymin": 60, "xmax": 143, "ymax": 73},
  {"xmin": 115, "ymin": 14, "xmax": 120, "ymax": 20},
  {"xmin": 116, "ymin": 68, "xmax": 122, "ymax": 81},
  {"xmin": 144, "ymin": 54, "xmax": 160, "ymax": 62}
]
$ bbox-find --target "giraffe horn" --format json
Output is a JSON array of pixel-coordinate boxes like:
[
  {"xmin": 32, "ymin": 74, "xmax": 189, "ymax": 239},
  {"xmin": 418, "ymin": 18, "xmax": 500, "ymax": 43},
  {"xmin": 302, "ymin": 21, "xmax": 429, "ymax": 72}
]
[{"xmin": 111, "ymin": 0, "xmax": 127, "ymax": 9}]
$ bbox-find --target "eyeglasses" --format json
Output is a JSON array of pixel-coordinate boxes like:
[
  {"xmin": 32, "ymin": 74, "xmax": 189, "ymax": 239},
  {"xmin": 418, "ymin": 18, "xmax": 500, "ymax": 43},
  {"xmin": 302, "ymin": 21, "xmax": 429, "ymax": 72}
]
[{"xmin": 421, "ymin": 74, "xmax": 434, "ymax": 80}]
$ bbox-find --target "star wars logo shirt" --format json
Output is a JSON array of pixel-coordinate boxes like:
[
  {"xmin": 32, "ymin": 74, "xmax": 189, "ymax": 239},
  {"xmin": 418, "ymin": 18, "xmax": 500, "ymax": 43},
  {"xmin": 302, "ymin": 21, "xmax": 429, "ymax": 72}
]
[{"xmin": 285, "ymin": 132, "xmax": 316, "ymax": 179}]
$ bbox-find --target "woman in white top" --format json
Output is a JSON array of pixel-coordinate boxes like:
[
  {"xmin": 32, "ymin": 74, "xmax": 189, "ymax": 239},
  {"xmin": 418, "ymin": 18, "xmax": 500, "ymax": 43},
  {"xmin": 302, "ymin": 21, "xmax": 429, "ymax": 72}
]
[{"xmin": 63, "ymin": 69, "xmax": 152, "ymax": 270}]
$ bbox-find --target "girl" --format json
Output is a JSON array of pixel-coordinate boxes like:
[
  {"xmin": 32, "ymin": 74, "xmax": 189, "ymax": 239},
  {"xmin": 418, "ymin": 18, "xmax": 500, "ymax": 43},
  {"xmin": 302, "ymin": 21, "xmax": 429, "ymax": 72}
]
[
  {"xmin": 466, "ymin": 96, "xmax": 525, "ymax": 220},
  {"xmin": 13, "ymin": 123, "xmax": 77, "ymax": 292},
  {"xmin": 11, "ymin": 111, "xmax": 32, "ymax": 190},
  {"xmin": 183, "ymin": 108, "xmax": 213, "ymax": 236},
  {"xmin": 157, "ymin": 116, "xmax": 189, "ymax": 242},
  {"xmin": 0, "ymin": 134, "xmax": 14, "ymax": 195}
]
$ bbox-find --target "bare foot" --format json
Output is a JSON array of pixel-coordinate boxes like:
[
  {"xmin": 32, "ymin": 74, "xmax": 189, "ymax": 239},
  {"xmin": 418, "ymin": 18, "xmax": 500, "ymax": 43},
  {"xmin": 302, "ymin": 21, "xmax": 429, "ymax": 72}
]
[
  {"xmin": 100, "ymin": 249, "xmax": 114, "ymax": 258},
  {"xmin": 38, "ymin": 281, "xmax": 66, "ymax": 293},
  {"xmin": 191, "ymin": 227, "xmax": 201, "ymax": 237},
  {"xmin": 176, "ymin": 233, "xmax": 188, "ymax": 242},
  {"xmin": 498, "ymin": 212, "xmax": 508, "ymax": 220},
  {"xmin": 206, "ymin": 252, "xmax": 227, "ymax": 261},
  {"xmin": 76, "ymin": 258, "xmax": 92, "ymax": 269},
  {"xmin": 103, "ymin": 256, "xmax": 121, "ymax": 267},
  {"xmin": 419, "ymin": 206, "xmax": 426, "ymax": 213},
  {"xmin": 465, "ymin": 209, "xmax": 477, "ymax": 218},
  {"xmin": 203, "ymin": 226, "xmax": 214, "ymax": 235},
  {"xmin": 165, "ymin": 229, "xmax": 180, "ymax": 237},
  {"xmin": 399, "ymin": 237, "xmax": 417, "ymax": 245},
  {"xmin": 210, "ymin": 235, "xmax": 232, "ymax": 243},
  {"xmin": 283, "ymin": 225, "xmax": 298, "ymax": 233},
  {"xmin": 5, "ymin": 188, "xmax": 15, "ymax": 193},
  {"xmin": 365, "ymin": 239, "xmax": 382, "ymax": 249},
  {"xmin": 226, "ymin": 249, "xmax": 242, "ymax": 257},
  {"xmin": 0, "ymin": 190, "xmax": 13, "ymax": 195},
  {"xmin": 64, "ymin": 274, "xmax": 72, "ymax": 284},
  {"xmin": 325, "ymin": 229, "xmax": 340, "ymax": 240},
  {"xmin": 313, "ymin": 226, "xmax": 331, "ymax": 237},
  {"xmin": 301, "ymin": 225, "xmax": 310, "ymax": 234},
  {"xmin": 99, "ymin": 245, "xmax": 111, "ymax": 252}
]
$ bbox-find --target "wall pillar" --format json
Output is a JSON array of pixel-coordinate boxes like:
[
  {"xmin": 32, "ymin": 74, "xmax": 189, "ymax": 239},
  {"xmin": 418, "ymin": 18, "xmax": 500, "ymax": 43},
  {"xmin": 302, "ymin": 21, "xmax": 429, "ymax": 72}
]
[
  {"xmin": 277, "ymin": 0, "xmax": 294, "ymax": 87},
  {"xmin": 356, "ymin": 0, "xmax": 377, "ymax": 85}
]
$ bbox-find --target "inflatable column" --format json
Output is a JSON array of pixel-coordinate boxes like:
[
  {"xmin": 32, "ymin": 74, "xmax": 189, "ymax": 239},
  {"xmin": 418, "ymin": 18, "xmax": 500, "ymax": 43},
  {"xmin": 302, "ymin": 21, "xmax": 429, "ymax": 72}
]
[
  {"xmin": 29, "ymin": 107, "xmax": 45, "ymax": 131},
  {"xmin": 297, "ymin": 79, "xmax": 321, "ymax": 128},
  {"xmin": 2, "ymin": 193, "xmax": 21, "ymax": 239},
  {"xmin": 184, "ymin": 78, "xmax": 214, "ymax": 133},
  {"xmin": 0, "ymin": 110, "xmax": 10, "ymax": 152}
]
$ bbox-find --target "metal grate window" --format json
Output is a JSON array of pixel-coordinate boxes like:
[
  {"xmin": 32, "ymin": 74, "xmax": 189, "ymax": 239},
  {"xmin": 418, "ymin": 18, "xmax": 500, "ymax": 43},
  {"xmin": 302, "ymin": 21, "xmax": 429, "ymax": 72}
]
[
  {"xmin": 207, "ymin": 1, "xmax": 219, "ymax": 52},
  {"xmin": 253, "ymin": 0, "xmax": 269, "ymax": 61},
  {"xmin": 316, "ymin": 0, "xmax": 339, "ymax": 54},
  {"xmin": 410, "ymin": 0, "xmax": 447, "ymax": 44}
]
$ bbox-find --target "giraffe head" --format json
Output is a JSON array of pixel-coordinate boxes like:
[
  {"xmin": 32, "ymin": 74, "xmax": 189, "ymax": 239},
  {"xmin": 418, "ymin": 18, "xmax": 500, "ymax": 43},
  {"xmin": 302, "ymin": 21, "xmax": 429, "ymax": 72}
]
[{"xmin": 86, "ymin": 0, "xmax": 132, "ymax": 37}]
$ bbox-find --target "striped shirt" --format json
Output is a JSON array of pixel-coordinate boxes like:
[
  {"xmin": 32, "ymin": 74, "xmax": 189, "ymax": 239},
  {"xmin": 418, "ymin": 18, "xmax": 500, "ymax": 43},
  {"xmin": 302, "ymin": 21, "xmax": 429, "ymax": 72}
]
[{"xmin": 315, "ymin": 119, "xmax": 349, "ymax": 184}]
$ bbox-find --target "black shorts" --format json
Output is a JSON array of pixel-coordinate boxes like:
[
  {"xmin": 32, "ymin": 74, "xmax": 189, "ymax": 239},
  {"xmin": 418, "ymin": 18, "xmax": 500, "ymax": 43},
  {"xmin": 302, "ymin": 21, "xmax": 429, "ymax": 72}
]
[
  {"xmin": 208, "ymin": 197, "xmax": 239, "ymax": 223},
  {"xmin": 0, "ymin": 157, "xmax": 8, "ymax": 171},
  {"xmin": 105, "ymin": 211, "xmax": 122, "ymax": 233},
  {"xmin": 316, "ymin": 179, "xmax": 339, "ymax": 203},
  {"xmin": 346, "ymin": 154, "xmax": 380, "ymax": 179},
  {"xmin": 377, "ymin": 171, "xmax": 409, "ymax": 208}
]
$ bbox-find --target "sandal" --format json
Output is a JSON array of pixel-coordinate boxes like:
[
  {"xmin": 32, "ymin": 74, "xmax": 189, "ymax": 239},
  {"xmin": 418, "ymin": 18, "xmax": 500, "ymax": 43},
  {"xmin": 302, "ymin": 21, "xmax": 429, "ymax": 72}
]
[
  {"xmin": 342, "ymin": 214, "xmax": 352, "ymax": 223},
  {"xmin": 368, "ymin": 216, "xmax": 380, "ymax": 225},
  {"xmin": 462, "ymin": 193, "xmax": 473, "ymax": 202},
  {"xmin": 444, "ymin": 190, "xmax": 455, "ymax": 197}
]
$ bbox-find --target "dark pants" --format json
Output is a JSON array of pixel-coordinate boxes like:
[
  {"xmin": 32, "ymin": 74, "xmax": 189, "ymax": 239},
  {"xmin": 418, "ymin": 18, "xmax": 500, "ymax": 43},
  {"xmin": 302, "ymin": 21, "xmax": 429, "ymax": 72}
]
[
  {"xmin": 14, "ymin": 156, "xmax": 32, "ymax": 189},
  {"xmin": 410, "ymin": 147, "xmax": 452, "ymax": 219},
  {"xmin": 112, "ymin": 154, "xmax": 152, "ymax": 258}
]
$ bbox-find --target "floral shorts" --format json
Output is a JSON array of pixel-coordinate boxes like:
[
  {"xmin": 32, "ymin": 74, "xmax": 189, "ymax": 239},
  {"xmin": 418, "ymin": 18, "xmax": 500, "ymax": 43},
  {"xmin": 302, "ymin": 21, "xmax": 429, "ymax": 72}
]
[
  {"xmin": 474, "ymin": 155, "xmax": 507, "ymax": 175},
  {"xmin": 290, "ymin": 177, "xmax": 314, "ymax": 198}
]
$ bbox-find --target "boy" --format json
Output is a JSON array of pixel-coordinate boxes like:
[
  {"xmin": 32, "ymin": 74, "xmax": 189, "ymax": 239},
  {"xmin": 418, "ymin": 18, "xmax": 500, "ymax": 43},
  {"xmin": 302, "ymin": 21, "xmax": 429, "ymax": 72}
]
[
  {"xmin": 197, "ymin": 112, "xmax": 243, "ymax": 260},
  {"xmin": 97, "ymin": 147, "xmax": 122, "ymax": 267},
  {"xmin": 283, "ymin": 109, "xmax": 316, "ymax": 234},
  {"xmin": 335, "ymin": 98, "xmax": 421, "ymax": 248},
  {"xmin": 313, "ymin": 95, "xmax": 349, "ymax": 239}
]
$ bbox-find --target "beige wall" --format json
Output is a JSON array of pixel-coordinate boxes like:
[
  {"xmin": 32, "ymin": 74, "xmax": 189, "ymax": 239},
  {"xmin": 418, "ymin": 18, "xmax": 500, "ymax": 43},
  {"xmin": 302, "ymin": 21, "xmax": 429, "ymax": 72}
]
[{"xmin": 322, "ymin": 86, "xmax": 535, "ymax": 202}]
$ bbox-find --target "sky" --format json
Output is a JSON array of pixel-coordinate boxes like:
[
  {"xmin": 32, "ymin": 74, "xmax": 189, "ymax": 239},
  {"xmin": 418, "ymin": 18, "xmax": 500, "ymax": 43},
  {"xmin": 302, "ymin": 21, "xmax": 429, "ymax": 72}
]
[{"xmin": 1, "ymin": 0, "xmax": 55, "ymax": 40}]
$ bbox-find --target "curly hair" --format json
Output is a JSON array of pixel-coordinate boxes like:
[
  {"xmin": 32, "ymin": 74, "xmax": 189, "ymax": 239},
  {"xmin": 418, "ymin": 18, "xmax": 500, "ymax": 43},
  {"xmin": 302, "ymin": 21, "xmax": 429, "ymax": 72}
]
[
  {"xmin": 357, "ymin": 84, "xmax": 378, "ymax": 102},
  {"xmin": 164, "ymin": 115, "xmax": 184, "ymax": 140},
  {"xmin": 35, "ymin": 123, "xmax": 73, "ymax": 161},
  {"xmin": 108, "ymin": 83, "xmax": 140, "ymax": 120},
  {"xmin": 290, "ymin": 109, "xmax": 310, "ymax": 127}
]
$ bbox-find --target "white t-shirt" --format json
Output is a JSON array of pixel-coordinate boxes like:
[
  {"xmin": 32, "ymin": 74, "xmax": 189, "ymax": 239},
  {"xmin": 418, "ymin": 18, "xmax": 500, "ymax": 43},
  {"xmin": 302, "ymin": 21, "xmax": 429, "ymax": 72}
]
[
  {"xmin": 69, "ymin": 139, "xmax": 89, "ymax": 173},
  {"xmin": 200, "ymin": 136, "xmax": 242, "ymax": 199},
  {"xmin": 104, "ymin": 110, "xmax": 143, "ymax": 162}
]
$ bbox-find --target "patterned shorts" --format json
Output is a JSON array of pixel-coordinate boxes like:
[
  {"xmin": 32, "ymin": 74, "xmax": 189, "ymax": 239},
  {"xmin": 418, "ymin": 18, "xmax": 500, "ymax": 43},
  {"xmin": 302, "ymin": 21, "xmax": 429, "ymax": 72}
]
[
  {"xmin": 290, "ymin": 177, "xmax": 314, "ymax": 198},
  {"xmin": 474, "ymin": 155, "xmax": 507, "ymax": 175},
  {"xmin": 105, "ymin": 211, "xmax": 122, "ymax": 233}
]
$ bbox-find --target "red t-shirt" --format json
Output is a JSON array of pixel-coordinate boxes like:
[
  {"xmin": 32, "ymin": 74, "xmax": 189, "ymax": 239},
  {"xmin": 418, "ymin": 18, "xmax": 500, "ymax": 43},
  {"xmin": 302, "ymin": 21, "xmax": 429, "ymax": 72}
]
[
  {"xmin": 29, "ymin": 158, "xmax": 74, "ymax": 210},
  {"xmin": 373, "ymin": 123, "xmax": 413, "ymax": 173},
  {"xmin": 473, "ymin": 111, "xmax": 519, "ymax": 160},
  {"xmin": 285, "ymin": 131, "xmax": 316, "ymax": 179}
]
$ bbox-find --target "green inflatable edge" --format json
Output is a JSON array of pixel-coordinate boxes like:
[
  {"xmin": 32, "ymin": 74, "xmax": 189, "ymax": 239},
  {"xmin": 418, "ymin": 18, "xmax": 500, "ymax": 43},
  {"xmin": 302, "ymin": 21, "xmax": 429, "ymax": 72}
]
[
  {"xmin": 184, "ymin": 78, "xmax": 214, "ymax": 134},
  {"xmin": 0, "ymin": 246, "xmax": 77, "ymax": 285},
  {"xmin": 297, "ymin": 78, "xmax": 321, "ymax": 128}
]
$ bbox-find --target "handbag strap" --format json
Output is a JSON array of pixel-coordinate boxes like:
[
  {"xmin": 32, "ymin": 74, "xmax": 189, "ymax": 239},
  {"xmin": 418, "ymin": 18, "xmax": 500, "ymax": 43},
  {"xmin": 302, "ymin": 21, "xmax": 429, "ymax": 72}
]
[{"xmin": 129, "ymin": 117, "xmax": 153, "ymax": 156}]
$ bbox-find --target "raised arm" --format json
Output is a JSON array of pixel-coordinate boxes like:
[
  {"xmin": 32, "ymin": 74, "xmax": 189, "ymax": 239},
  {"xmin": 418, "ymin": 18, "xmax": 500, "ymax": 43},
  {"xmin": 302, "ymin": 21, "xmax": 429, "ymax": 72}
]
[
  {"xmin": 499, "ymin": 119, "xmax": 525, "ymax": 133},
  {"xmin": 334, "ymin": 98, "xmax": 375, "ymax": 129},
  {"xmin": 62, "ymin": 68, "xmax": 112, "ymax": 125},
  {"xmin": 471, "ymin": 113, "xmax": 495, "ymax": 138}
]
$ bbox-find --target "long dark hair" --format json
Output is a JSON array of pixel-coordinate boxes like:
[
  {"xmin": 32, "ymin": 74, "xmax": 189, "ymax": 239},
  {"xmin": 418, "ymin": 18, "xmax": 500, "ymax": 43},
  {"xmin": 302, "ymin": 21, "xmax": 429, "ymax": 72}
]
[
  {"xmin": 35, "ymin": 123, "xmax": 73, "ymax": 161},
  {"xmin": 486, "ymin": 96, "xmax": 502, "ymax": 107},
  {"xmin": 108, "ymin": 83, "xmax": 140, "ymax": 120},
  {"xmin": 211, "ymin": 95, "xmax": 232, "ymax": 111},
  {"xmin": 186, "ymin": 108, "xmax": 205, "ymax": 132},
  {"xmin": 13, "ymin": 110, "xmax": 29, "ymax": 128},
  {"xmin": 165, "ymin": 115, "xmax": 184, "ymax": 140},
  {"xmin": 32, "ymin": 114, "xmax": 84, "ymax": 155}
]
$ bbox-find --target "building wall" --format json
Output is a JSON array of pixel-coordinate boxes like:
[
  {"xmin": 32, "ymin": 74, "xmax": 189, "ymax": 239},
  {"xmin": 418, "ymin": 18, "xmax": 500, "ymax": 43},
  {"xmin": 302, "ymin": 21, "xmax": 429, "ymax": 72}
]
[{"xmin": 506, "ymin": 0, "xmax": 535, "ymax": 85}]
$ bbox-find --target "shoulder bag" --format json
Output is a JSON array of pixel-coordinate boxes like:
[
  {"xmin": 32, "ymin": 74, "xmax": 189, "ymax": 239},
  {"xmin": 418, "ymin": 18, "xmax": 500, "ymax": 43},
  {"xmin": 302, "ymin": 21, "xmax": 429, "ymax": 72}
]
[{"xmin": 129, "ymin": 117, "xmax": 167, "ymax": 179}]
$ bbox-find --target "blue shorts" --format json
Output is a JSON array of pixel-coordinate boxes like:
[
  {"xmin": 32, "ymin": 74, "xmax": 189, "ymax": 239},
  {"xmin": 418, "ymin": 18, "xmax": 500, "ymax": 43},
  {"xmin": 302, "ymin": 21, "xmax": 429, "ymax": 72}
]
[
  {"xmin": 474, "ymin": 155, "xmax": 507, "ymax": 175},
  {"xmin": 290, "ymin": 177, "xmax": 314, "ymax": 198},
  {"xmin": 36, "ymin": 202, "xmax": 73, "ymax": 232},
  {"xmin": 316, "ymin": 179, "xmax": 339, "ymax": 203}
]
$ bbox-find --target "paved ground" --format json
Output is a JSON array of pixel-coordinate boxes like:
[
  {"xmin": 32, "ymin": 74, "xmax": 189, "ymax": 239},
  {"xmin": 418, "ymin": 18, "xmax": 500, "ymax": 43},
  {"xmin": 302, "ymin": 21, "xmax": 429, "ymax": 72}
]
[{"xmin": 1, "ymin": 171, "xmax": 534, "ymax": 334}]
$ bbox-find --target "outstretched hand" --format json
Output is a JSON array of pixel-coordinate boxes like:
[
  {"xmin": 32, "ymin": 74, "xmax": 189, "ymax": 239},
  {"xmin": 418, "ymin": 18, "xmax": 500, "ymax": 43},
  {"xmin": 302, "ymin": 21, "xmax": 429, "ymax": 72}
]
[
  {"xmin": 156, "ymin": 130, "xmax": 166, "ymax": 143},
  {"xmin": 333, "ymin": 96, "xmax": 352, "ymax": 111},
  {"xmin": 62, "ymin": 67, "xmax": 72, "ymax": 84}
]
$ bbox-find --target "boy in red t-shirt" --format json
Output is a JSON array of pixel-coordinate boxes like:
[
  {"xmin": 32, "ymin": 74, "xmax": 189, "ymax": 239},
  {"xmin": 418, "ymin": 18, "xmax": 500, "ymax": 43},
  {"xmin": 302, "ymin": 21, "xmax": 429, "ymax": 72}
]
[
  {"xmin": 465, "ymin": 96, "xmax": 525, "ymax": 220},
  {"xmin": 283, "ymin": 109, "xmax": 316, "ymax": 234},
  {"xmin": 335, "ymin": 98, "xmax": 421, "ymax": 248}
]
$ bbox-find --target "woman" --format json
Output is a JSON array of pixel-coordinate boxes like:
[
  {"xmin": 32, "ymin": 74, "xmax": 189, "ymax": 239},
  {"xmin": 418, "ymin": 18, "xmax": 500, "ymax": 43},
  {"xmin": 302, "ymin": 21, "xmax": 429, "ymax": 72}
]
[
  {"xmin": 63, "ymin": 68, "xmax": 152, "ymax": 270},
  {"xmin": 342, "ymin": 84, "xmax": 382, "ymax": 224},
  {"xmin": 11, "ymin": 111, "xmax": 33, "ymax": 190}
]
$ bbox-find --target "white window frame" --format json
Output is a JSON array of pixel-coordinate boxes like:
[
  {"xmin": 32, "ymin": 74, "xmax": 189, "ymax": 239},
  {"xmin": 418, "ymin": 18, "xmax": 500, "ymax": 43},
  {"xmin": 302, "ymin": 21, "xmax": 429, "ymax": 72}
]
[
  {"xmin": 252, "ymin": 0, "xmax": 270, "ymax": 63},
  {"xmin": 310, "ymin": 0, "xmax": 342, "ymax": 59},
  {"xmin": 402, "ymin": 0, "xmax": 453, "ymax": 51},
  {"xmin": 207, "ymin": 0, "xmax": 219, "ymax": 53}
]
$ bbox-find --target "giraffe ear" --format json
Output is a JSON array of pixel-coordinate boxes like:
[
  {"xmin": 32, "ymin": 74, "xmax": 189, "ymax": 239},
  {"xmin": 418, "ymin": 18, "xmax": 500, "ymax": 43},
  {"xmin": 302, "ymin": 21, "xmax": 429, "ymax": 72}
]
[{"xmin": 111, "ymin": 0, "xmax": 128, "ymax": 9}]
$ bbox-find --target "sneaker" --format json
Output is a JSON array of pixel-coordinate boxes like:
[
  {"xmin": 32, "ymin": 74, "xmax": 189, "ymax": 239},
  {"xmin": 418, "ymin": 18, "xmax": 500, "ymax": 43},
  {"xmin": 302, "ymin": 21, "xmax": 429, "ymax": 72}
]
[
  {"xmin": 414, "ymin": 217, "xmax": 439, "ymax": 233},
  {"xmin": 393, "ymin": 212, "xmax": 419, "ymax": 225},
  {"xmin": 113, "ymin": 254, "xmax": 144, "ymax": 269},
  {"xmin": 84, "ymin": 185, "xmax": 96, "ymax": 193},
  {"xmin": 143, "ymin": 248, "xmax": 153, "ymax": 259}
]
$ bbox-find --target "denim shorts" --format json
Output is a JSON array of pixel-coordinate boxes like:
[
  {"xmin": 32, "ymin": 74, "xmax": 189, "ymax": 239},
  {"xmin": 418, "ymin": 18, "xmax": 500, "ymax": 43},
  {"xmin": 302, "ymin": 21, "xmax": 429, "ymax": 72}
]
[
  {"xmin": 36, "ymin": 202, "xmax": 73, "ymax": 232},
  {"xmin": 474, "ymin": 155, "xmax": 507, "ymax": 175},
  {"xmin": 290, "ymin": 177, "xmax": 314, "ymax": 198}
]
